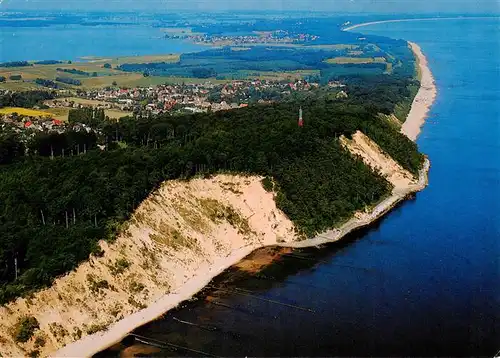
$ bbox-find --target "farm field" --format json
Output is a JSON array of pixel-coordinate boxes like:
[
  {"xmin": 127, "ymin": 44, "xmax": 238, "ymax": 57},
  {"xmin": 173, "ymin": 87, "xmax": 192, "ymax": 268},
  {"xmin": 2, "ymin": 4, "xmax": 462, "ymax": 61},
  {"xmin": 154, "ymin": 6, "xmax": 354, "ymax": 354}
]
[
  {"xmin": 0, "ymin": 40, "xmax": 398, "ymax": 90},
  {"xmin": 47, "ymin": 98, "xmax": 132, "ymax": 120},
  {"xmin": 0, "ymin": 54, "xmax": 180, "ymax": 90},
  {"xmin": 0, "ymin": 107, "xmax": 52, "ymax": 117},
  {"xmin": 43, "ymin": 107, "xmax": 70, "ymax": 121},
  {"xmin": 0, "ymin": 105, "xmax": 130, "ymax": 121},
  {"xmin": 53, "ymin": 97, "xmax": 110, "ymax": 106}
]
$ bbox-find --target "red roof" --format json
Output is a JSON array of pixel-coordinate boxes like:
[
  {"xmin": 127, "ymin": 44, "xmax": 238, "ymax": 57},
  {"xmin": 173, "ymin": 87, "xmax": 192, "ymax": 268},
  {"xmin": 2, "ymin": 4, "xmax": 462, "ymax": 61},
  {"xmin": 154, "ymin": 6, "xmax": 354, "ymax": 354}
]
[
  {"xmin": 52, "ymin": 119, "xmax": 62, "ymax": 125},
  {"xmin": 24, "ymin": 121, "xmax": 32, "ymax": 128}
]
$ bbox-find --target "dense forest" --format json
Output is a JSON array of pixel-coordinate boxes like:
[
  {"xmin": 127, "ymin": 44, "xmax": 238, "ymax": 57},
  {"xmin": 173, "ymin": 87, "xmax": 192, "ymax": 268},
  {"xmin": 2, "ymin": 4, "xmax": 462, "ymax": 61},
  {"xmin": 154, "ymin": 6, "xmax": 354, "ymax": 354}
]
[
  {"xmin": 55, "ymin": 77, "xmax": 82, "ymax": 86},
  {"xmin": 34, "ymin": 60, "xmax": 63, "ymax": 65},
  {"xmin": 0, "ymin": 79, "xmax": 423, "ymax": 303},
  {"xmin": 56, "ymin": 68, "xmax": 91, "ymax": 76}
]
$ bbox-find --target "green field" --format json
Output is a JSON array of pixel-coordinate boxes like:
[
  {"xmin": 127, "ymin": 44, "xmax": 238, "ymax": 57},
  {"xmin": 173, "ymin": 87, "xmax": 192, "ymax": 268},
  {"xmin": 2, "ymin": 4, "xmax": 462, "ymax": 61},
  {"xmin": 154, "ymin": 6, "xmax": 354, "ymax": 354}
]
[
  {"xmin": 44, "ymin": 107, "xmax": 70, "ymax": 121},
  {"xmin": 0, "ymin": 54, "xmax": 180, "ymax": 90},
  {"xmin": 46, "ymin": 98, "xmax": 132, "ymax": 120},
  {"xmin": 0, "ymin": 107, "xmax": 52, "ymax": 117}
]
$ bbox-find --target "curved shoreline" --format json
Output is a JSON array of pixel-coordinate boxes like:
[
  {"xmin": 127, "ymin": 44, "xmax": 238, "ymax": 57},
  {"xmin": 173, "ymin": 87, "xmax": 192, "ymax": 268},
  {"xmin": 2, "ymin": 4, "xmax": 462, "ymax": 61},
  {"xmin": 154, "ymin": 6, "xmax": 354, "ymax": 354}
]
[
  {"xmin": 55, "ymin": 160, "xmax": 430, "ymax": 358},
  {"xmin": 54, "ymin": 41, "xmax": 437, "ymax": 358},
  {"xmin": 343, "ymin": 16, "xmax": 496, "ymax": 31}
]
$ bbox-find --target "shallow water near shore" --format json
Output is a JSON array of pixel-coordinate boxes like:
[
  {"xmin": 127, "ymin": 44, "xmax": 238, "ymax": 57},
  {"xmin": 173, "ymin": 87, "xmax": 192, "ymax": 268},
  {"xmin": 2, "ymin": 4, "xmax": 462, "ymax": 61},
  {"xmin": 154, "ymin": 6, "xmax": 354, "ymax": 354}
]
[{"xmin": 97, "ymin": 17, "xmax": 500, "ymax": 357}]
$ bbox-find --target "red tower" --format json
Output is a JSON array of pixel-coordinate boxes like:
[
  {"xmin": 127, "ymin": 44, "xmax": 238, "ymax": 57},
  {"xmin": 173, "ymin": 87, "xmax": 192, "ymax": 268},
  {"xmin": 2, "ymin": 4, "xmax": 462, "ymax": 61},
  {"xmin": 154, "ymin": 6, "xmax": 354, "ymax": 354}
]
[{"xmin": 298, "ymin": 107, "xmax": 303, "ymax": 127}]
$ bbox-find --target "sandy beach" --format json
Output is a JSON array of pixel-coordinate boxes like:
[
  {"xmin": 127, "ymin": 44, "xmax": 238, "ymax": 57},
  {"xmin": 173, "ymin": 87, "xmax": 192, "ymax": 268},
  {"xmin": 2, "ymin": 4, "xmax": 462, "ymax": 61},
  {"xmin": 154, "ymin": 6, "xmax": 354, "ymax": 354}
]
[
  {"xmin": 53, "ymin": 40, "xmax": 438, "ymax": 358},
  {"xmin": 402, "ymin": 42, "xmax": 437, "ymax": 140}
]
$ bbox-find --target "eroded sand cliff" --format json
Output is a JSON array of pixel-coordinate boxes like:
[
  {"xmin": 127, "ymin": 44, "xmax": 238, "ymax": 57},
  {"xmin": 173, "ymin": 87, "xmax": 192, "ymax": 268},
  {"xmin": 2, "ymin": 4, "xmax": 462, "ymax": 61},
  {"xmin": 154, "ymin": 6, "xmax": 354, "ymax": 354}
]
[{"xmin": 0, "ymin": 133, "xmax": 429, "ymax": 358}]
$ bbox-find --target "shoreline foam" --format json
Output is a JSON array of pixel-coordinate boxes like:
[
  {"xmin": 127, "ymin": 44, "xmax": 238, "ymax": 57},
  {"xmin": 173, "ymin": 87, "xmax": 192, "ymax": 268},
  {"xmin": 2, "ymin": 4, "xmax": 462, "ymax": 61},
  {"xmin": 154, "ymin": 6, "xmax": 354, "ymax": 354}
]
[{"xmin": 54, "ymin": 41, "xmax": 438, "ymax": 358}]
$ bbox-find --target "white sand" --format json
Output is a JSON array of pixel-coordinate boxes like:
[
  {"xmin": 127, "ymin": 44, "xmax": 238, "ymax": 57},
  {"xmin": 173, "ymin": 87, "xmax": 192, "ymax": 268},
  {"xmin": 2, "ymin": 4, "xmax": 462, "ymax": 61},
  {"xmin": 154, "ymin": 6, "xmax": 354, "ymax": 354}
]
[
  {"xmin": 343, "ymin": 16, "xmax": 492, "ymax": 32},
  {"xmin": 402, "ymin": 42, "xmax": 437, "ymax": 140},
  {"xmin": 50, "ymin": 40, "xmax": 438, "ymax": 358}
]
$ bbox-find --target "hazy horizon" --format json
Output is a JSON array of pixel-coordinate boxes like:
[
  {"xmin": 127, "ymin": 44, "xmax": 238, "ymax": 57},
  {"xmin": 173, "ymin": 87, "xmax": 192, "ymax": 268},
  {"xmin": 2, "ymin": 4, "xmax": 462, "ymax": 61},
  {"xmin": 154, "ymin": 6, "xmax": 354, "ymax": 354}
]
[{"xmin": 2, "ymin": 0, "xmax": 499, "ymax": 14}]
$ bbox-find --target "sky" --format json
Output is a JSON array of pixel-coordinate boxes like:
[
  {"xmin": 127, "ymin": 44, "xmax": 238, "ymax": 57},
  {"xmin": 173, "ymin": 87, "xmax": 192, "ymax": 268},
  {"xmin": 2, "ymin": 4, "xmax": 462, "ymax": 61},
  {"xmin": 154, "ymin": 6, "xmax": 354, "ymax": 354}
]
[{"xmin": 1, "ymin": 0, "xmax": 499, "ymax": 14}]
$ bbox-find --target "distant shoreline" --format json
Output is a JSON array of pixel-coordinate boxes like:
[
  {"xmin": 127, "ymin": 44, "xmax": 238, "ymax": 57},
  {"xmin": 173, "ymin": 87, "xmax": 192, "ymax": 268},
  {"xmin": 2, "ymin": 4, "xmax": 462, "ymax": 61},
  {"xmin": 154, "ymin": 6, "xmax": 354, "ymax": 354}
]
[
  {"xmin": 54, "ymin": 41, "xmax": 435, "ymax": 357},
  {"xmin": 344, "ymin": 19, "xmax": 438, "ymax": 140},
  {"xmin": 343, "ymin": 16, "xmax": 497, "ymax": 31}
]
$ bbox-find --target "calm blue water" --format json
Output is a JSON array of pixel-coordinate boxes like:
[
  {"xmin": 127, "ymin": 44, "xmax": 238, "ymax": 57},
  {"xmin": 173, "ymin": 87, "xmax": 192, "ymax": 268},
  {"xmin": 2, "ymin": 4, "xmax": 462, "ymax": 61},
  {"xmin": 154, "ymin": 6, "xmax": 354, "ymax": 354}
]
[
  {"xmin": 0, "ymin": 24, "xmax": 205, "ymax": 62},
  {"xmin": 96, "ymin": 18, "xmax": 500, "ymax": 357}
]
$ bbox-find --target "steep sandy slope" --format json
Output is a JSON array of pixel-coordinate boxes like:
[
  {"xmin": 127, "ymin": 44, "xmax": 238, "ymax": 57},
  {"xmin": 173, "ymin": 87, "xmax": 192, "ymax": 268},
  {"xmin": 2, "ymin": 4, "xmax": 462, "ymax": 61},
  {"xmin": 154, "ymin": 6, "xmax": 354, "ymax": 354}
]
[
  {"xmin": 0, "ymin": 131, "xmax": 429, "ymax": 358},
  {"xmin": 341, "ymin": 131, "xmax": 417, "ymax": 191},
  {"xmin": 291, "ymin": 130, "xmax": 428, "ymax": 249},
  {"xmin": 0, "ymin": 175, "xmax": 297, "ymax": 357}
]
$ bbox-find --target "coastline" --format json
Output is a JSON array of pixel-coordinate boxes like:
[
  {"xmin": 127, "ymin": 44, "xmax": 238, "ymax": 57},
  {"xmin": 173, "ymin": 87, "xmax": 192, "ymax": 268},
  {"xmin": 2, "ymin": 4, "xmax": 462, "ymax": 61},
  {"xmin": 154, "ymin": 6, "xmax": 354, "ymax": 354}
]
[
  {"xmin": 55, "ymin": 163, "xmax": 430, "ymax": 358},
  {"xmin": 54, "ymin": 42, "xmax": 437, "ymax": 358},
  {"xmin": 342, "ymin": 16, "xmax": 495, "ymax": 31},
  {"xmin": 402, "ymin": 42, "xmax": 437, "ymax": 141}
]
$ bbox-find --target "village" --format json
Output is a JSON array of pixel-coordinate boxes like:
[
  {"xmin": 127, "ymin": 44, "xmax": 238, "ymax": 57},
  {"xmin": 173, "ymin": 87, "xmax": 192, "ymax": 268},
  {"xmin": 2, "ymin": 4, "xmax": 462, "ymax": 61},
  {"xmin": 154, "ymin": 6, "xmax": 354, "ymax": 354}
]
[
  {"xmin": 47, "ymin": 78, "xmax": 323, "ymax": 115},
  {"xmin": 166, "ymin": 30, "xmax": 320, "ymax": 46},
  {"xmin": 0, "ymin": 78, "xmax": 349, "ymax": 143}
]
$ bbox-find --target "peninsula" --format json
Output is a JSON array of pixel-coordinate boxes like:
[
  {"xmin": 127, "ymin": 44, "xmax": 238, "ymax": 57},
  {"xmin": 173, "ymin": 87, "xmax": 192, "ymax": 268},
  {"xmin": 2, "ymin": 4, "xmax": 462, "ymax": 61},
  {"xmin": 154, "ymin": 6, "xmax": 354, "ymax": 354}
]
[{"xmin": 0, "ymin": 40, "xmax": 436, "ymax": 357}]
